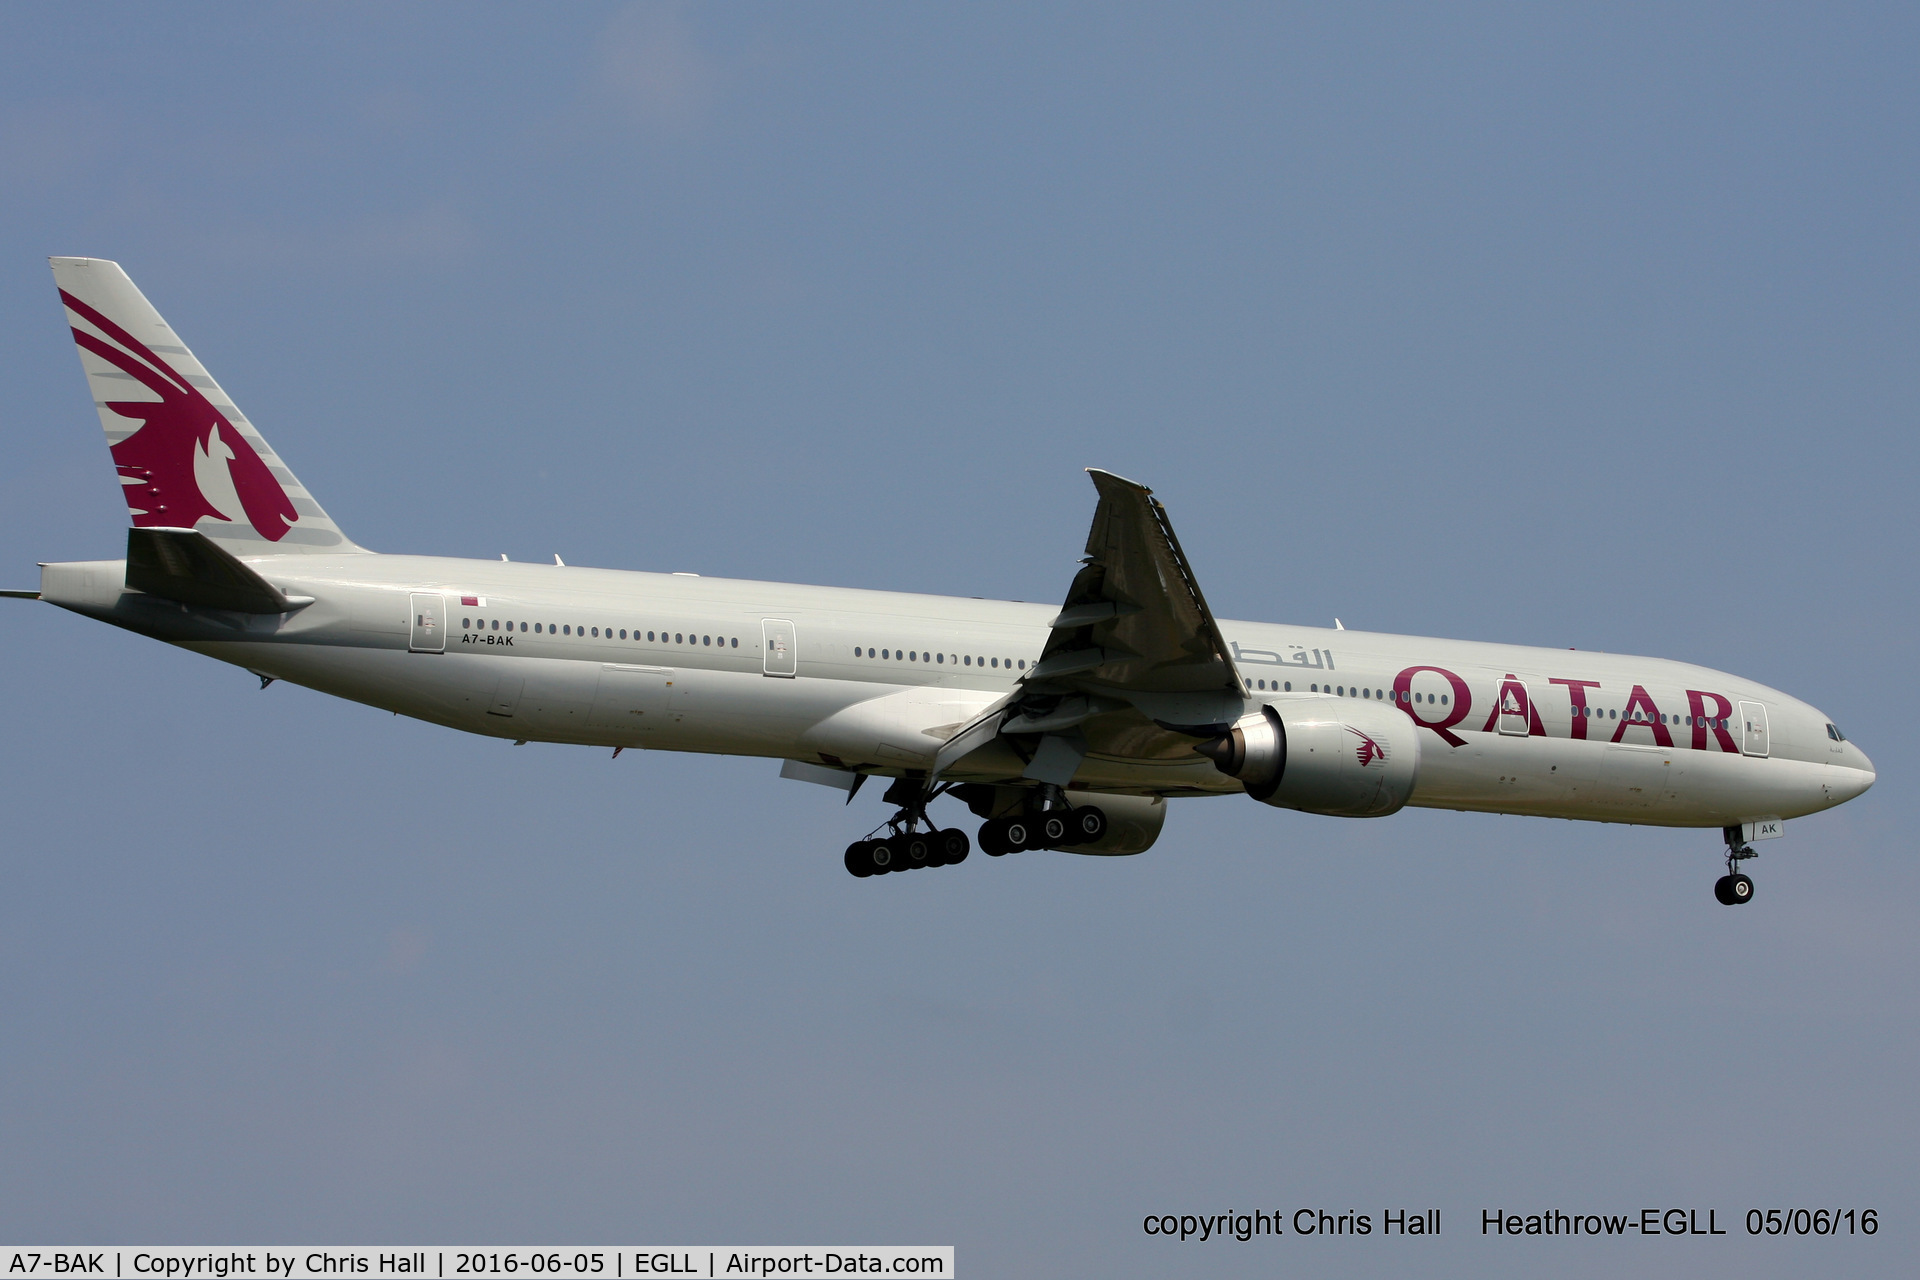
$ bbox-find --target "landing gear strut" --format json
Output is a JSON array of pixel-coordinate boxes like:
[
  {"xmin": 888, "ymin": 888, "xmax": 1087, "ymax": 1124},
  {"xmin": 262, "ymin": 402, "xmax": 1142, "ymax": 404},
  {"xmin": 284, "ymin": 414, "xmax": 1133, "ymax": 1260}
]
[
  {"xmin": 1714, "ymin": 825, "xmax": 1756, "ymax": 906},
  {"xmin": 844, "ymin": 777, "xmax": 971, "ymax": 878}
]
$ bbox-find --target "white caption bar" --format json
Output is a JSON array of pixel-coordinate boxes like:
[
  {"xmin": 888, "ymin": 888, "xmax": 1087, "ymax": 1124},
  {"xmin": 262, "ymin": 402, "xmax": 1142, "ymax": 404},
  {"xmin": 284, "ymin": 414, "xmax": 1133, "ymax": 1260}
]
[{"xmin": 1, "ymin": 1252, "xmax": 953, "ymax": 1280}]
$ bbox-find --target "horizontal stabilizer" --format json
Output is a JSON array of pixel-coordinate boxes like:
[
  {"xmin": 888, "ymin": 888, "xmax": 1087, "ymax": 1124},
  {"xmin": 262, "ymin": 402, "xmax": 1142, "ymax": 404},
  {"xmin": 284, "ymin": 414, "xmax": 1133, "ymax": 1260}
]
[{"xmin": 125, "ymin": 527, "xmax": 312, "ymax": 614}]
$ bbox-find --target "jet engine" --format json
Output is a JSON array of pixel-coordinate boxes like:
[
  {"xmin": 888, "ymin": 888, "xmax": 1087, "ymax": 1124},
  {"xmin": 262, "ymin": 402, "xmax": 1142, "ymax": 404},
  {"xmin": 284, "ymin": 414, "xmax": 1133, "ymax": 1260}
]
[{"xmin": 1196, "ymin": 699, "xmax": 1420, "ymax": 817}]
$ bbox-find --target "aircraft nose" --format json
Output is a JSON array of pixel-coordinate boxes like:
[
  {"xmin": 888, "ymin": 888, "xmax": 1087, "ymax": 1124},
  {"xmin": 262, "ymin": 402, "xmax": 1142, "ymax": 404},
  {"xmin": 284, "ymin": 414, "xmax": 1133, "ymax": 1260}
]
[{"xmin": 1834, "ymin": 747, "xmax": 1875, "ymax": 802}]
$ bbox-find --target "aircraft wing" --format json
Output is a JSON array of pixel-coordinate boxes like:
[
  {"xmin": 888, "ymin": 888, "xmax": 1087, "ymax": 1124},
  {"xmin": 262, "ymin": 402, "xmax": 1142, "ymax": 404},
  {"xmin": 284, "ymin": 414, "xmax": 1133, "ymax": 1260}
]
[
  {"xmin": 936, "ymin": 470, "xmax": 1247, "ymax": 792},
  {"xmin": 1027, "ymin": 469, "xmax": 1241, "ymax": 699}
]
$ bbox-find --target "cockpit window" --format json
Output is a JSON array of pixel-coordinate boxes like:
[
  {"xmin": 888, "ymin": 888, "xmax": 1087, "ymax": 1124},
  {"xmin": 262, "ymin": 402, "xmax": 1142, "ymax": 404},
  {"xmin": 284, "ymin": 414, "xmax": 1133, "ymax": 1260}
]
[{"xmin": 1827, "ymin": 723, "xmax": 1847, "ymax": 742}]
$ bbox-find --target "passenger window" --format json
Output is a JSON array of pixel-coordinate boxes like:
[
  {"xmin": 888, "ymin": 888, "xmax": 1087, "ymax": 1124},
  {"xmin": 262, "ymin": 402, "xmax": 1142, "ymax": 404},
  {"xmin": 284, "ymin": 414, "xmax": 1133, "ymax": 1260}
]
[
  {"xmin": 937, "ymin": 653, "xmax": 944, "ymax": 663},
  {"xmin": 731, "ymin": 637, "xmax": 738, "ymax": 648},
  {"xmin": 1284, "ymin": 681, "xmax": 1291, "ymax": 692},
  {"xmin": 563, "ymin": 625, "xmax": 570, "ymax": 635},
  {"xmin": 462, "ymin": 618, "xmax": 470, "ymax": 629},
  {"xmin": 1018, "ymin": 660, "xmax": 1025, "ymax": 669}
]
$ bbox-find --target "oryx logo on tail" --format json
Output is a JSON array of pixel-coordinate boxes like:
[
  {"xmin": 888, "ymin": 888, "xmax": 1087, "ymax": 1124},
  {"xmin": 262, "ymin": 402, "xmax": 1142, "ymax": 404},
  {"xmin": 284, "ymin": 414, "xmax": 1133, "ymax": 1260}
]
[{"xmin": 60, "ymin": 289, "xmax": 297, "ymax": 541}]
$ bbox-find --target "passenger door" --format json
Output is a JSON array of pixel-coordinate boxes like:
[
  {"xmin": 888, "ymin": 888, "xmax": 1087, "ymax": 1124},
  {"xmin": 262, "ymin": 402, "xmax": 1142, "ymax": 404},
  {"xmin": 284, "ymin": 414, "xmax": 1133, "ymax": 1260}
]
[
  {"xmin": 1739, "ymin": 701, "xmax": 1770, "ymax": 758},
  {"xmin": 762, "ymin": 618, "xmax": 797, "ymax": 678},
  {"xmin": 408, "ymin": 592, "xmax": 445, "ymax": 653},
  {"xmin": 1495, "ymin": 675, "xmax": 1532, "ymax": 736}
]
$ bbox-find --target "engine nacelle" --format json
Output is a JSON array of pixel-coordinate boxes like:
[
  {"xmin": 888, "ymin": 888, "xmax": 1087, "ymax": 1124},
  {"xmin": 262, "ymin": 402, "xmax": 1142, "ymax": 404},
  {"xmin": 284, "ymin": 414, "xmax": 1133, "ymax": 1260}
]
[
  {"xmin": 1197, "ymin": 699, "xmax": 1420, "ymax": 817},
  {"xmin": 1060, "ymin": 793, "xmax": 1166, "ymax": 856}
]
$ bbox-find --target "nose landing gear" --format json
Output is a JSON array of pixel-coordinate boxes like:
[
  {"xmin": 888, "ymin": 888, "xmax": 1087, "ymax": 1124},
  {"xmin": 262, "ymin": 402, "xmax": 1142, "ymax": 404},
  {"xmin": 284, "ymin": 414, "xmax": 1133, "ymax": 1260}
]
[{"xmin": 1714, "ymin": 826, "xmax": 1758, "ymax": 906}]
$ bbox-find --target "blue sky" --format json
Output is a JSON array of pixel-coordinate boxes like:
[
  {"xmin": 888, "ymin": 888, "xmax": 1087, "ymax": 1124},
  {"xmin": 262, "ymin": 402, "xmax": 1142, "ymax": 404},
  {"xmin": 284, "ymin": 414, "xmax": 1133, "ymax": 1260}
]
[{"xmin": 0, "ymin": 5, "xmax": 1914, "ymax": 1276}]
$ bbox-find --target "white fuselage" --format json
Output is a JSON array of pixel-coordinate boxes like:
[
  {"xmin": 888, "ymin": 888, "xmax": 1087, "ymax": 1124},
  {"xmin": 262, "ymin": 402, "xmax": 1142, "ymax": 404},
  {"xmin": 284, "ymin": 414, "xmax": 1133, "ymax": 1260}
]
[{"xmin": 40, "ymin": 552, "xmax": 1875, "ymax": 830}]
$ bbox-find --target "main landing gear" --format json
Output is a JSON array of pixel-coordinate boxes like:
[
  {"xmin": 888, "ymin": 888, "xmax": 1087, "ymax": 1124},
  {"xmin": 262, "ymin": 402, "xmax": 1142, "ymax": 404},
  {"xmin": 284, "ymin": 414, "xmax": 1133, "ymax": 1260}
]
[
  {"xmin": 1714, "ymin": 826, "xmax": 1757, "ymax": 906},
  {"xmin": 977, "ymin": 804, "xmax": 1107, "ymax": 856},
  {"xmin": 842, "ymin": 779, "xmax": 1112, "ymax": 877},
  {"xmin": 844, "ymin": 777, "xmax": 971, "ymax": 878},
  {"xmin": 845, "ymin": 828, "xmax": 971, "ymax": 877}
]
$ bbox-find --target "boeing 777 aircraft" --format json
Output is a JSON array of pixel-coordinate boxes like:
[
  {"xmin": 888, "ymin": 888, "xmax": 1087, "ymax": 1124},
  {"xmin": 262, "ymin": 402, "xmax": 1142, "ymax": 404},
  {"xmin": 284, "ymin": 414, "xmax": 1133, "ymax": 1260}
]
[{"xmin": 13, "ymin": 258, "xmax": 1875, "ymax": 903}]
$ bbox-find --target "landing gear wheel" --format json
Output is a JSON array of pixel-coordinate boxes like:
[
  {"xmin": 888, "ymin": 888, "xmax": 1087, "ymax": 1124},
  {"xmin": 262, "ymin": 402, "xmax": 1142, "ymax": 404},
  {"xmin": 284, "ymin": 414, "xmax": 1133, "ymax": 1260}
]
[
  {"xmin": 844, "ymin": 841, "xmax": 875, "ymax": 878},
  {"xmin": 902, "ymin": 833, "xmax": 933, "ymax": 869},
  {"xmin": 1713, "ymin": 874, "xmax": 1734, "ymax": 905},
  {"xmin": 868, "ymin": 837, "xmax": 898, "ymax": 873},
  {"xmin": 1041, "ymin": 814, "xmax": 1070, "ymax": 846},
  {"xmin": 1070, "ymin": 806, "xmax": 1108, "ymax": 844},
  {"xmin": 978, "ymin": 819, "xmax": 1011, "ymax": 856},
  {"xmin": 1727, "ymin": 872, "xmax": 1754, "ymax": 905},
  {"xmin": 1003, "ymin": 817, "xmax": 1036, "ymax": 852},
  {"xmin": 938, "ymin": 828, "xmax": 970, "ymax": 864}
]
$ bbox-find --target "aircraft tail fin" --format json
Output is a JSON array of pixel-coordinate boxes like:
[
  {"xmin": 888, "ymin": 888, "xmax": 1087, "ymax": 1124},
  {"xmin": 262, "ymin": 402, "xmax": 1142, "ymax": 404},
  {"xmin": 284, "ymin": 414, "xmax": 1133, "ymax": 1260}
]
[{"xmin": 50, "ymin": 257, "xmax": 362, "ymax": 556}]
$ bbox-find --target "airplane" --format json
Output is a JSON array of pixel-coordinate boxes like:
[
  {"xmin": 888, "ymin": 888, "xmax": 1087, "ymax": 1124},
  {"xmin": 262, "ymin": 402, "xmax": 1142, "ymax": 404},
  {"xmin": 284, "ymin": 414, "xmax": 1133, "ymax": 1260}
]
[{"xmin": 11, "ymin": 258, "xmax": 1875, "ymax": 904}]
